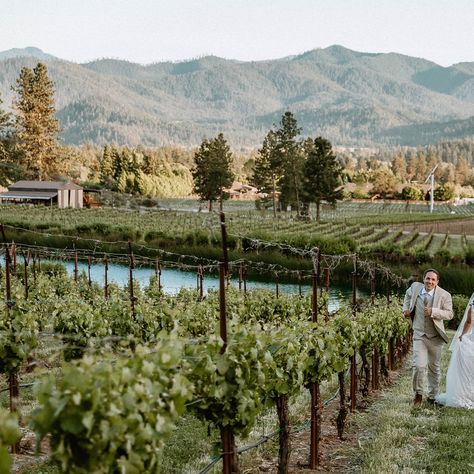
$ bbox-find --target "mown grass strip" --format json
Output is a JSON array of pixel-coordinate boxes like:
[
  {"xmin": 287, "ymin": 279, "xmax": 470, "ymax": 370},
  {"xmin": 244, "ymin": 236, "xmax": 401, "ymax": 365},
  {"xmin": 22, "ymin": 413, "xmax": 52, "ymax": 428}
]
[{"xmin": 348, "ymin": 336, "xmax": 474, "ymax": 474}]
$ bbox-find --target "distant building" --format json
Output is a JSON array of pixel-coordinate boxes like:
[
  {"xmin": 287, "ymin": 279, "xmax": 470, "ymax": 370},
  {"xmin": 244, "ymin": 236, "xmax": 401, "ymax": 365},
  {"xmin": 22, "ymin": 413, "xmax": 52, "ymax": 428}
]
[
  {"xmin": 0, "ymin": 180, "xmax": 83, "ymax": 208},
  {"xmin": 224, "ymin": 181, "xmax": 260, "ymax": 200}
]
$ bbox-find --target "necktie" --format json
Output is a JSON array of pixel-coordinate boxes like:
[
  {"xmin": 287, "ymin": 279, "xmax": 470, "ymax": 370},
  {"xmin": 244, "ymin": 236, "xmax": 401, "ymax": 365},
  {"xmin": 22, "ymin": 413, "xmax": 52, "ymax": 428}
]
[{"xmin": 423, "ymin": 294, "xmax": 430, "ymax": 307}]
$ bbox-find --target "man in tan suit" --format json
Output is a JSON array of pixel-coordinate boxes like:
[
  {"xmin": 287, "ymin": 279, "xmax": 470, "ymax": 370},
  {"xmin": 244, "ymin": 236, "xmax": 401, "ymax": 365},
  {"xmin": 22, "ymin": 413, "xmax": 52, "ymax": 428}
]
[{"xmin": 402, "ymin": 268, "xmax": 453, "ymax": 406}]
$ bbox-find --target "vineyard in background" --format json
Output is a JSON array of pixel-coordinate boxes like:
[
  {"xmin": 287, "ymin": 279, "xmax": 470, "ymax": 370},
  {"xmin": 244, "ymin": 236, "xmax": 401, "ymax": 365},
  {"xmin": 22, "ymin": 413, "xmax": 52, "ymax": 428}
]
[{"xmin": 2, "ymin": 200, "xmax": 474, "ymax": 265}]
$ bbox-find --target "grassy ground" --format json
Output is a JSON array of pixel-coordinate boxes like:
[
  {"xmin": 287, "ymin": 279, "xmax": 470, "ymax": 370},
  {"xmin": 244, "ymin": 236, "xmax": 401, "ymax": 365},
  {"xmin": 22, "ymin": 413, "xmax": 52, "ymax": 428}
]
[{"xmin": 347, "ymin": 333, "xmax": 474, "ymax": 474}]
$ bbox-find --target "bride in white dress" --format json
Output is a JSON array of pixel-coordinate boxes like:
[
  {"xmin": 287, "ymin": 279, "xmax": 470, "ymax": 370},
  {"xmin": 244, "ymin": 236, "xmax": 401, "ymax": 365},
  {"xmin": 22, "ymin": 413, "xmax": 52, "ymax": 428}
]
[{"xmin": 437, "ymin": 299, "xmax": 474, "ymax": 408}]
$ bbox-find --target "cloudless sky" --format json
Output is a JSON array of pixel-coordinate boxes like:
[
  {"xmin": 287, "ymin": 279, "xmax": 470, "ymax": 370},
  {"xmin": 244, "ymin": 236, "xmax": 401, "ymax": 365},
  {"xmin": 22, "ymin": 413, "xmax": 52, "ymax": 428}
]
[{"xmin": 1, "ymin": 0, "xmax": 473, "ymax": 66}]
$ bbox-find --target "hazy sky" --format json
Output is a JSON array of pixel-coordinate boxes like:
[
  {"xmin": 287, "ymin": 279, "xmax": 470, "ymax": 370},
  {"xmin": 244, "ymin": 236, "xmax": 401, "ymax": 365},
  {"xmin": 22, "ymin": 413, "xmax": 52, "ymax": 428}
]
[{"xmin": 1, "ymin": 0, "xmax": 473, "ymax": 66}]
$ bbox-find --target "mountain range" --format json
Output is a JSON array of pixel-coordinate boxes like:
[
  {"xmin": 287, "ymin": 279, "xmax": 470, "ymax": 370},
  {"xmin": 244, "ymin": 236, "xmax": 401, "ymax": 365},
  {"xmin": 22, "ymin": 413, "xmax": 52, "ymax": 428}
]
[{"xmin": 0, "ymin": 46, "xmax": 473, "ymax": 148}]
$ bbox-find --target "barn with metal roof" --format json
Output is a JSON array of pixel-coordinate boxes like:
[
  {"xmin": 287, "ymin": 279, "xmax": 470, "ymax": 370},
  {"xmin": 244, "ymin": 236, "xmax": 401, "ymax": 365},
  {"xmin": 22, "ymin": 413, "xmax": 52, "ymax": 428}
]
[{"xmin": 0, "ymin": 181, "xmax": 83, "ymax": 208}]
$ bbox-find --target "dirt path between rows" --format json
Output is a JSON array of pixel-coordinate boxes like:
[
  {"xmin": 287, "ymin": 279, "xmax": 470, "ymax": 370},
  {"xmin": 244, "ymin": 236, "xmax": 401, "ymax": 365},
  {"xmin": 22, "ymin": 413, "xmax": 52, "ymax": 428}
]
[
  {"xmin": 403, "ymin": 218, "xmax": 474, "ymax": 235},
  {"xmin": 240, "ymin": 369, "xmax": 403, "ymax": 473}
]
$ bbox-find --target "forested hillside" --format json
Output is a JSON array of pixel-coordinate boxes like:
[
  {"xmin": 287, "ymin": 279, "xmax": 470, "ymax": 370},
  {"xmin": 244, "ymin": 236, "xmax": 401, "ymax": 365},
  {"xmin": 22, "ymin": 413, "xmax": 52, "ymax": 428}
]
[{"xmin": 0, "ymin": 45, "xmax": 473, "ymax": 147}]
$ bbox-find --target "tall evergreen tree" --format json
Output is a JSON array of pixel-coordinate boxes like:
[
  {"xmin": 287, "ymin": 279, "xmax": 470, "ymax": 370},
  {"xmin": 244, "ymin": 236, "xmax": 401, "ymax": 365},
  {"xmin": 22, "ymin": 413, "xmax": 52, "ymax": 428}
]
[
  {"xmin": 275, "ymin": 112, "xmax": 304, "ymax": 214},
  {"xmin": 406, "ymin": 151, "xmax": 418, "ymax": 182},
  {"xmin": 302, "ymin": 137, "xmax": 343, "ymax": 222},
  {"xmin": 390, "ymin": 153, "xmax": 407, "ymax": 182},
  {"xmin": 12, "ymin": 63, "xmax": 61, "ymax": 179},
  {"xmin": 192, "ymin": 133, "xmax": 234, "ymax": 211},
  {"xmin": 251, "ymin": 130, "xmax": 282, "ymax": 216},
  {"xmin": 0, "ymin": 94, "xmax": 19, "ymax": 185},
  {"xmin": 0, "ymin": 94, "xmax": 12, "ymax": 161},
  {"xmin": 415, "ymin": 151, "xmax": 427, "ymax": 182},
  {"xmin": 455, "ymin": 156, "xmax": 471, "ymax": 186},
  {"xmin": 0, "ymin": 94, "xmax": 11, "ymax": 136},
  {"xmin": 99, "ymin": 145, "xmax": 114, "ymax": 187}
]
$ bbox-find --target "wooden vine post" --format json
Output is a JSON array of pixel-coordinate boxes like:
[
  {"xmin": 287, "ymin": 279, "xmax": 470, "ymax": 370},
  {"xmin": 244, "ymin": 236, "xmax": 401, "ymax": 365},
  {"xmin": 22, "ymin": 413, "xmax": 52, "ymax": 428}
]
[
  {"xmin": 74, "ymin": 251, "xmax": 78, "ymax": 283},
  {"xmin": 11, "ymin": 241, "xmax": 17, "ymax": 274},
  {"xmin": 238, "ymin": 263, "xmax": 243, "ymax": 292},
  {"xmin": 350, "ymin": 254, "xmax": 358, "ymax": 411},
  {"xmin": 104, "ymin": 256, "xmax": 109, "ymax": 300},
  {"xmin": 155, "ymin": 257, "xmax": 162, "ymax": 290},
  {"xmin": 309, "ymin": 248, "xmax": 321, "ymax": 469},
  {"xmin": 219, "ymin": 213, "xmax": 239, "ymax": 473},
  {"xmin": 32, "ymin": 251, "xmax": 37, "ymax": 281},
  {"xmin": 369, "ymin": 268, "xmax": 379, "ymax": 390},
  {"xmin": 21, "ymin": 250, "xmax": 31, "ymax": 300},
  {"xmin": 0, "ymin": 225, "xmax": 20, "ymax": 454},
  {"xmin": 87, "ymin": 256, "xmax": 92, "ymax": 286},
  {"xmin": 197, "ymin": 265, "xmax": 204, "ymax": 300},
  {"xmin": 128, "ymin": 241, "xmax": 136, "ymax": 321}
]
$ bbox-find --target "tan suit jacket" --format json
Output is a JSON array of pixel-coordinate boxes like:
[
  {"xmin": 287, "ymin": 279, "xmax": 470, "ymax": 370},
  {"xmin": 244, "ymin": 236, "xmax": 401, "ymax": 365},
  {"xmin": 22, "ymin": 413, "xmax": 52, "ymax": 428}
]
[{"xmin": 402, "ymin": 282, "xmax": 453, "ymax": 343}]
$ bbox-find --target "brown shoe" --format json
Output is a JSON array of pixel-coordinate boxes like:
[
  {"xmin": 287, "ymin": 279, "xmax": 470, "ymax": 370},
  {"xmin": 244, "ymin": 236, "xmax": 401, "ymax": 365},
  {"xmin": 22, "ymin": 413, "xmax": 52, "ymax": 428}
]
[{"xmin": 414, "ymin": 394, "xmax": 422, "ymax": 407}]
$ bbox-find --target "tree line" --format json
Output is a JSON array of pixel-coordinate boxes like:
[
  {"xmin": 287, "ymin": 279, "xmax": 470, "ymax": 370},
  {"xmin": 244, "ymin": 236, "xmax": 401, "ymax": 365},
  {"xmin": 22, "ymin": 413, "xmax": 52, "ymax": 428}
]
[{"xmin": 0, "ymin": 62, "xmax": 472, "ymax": 209}]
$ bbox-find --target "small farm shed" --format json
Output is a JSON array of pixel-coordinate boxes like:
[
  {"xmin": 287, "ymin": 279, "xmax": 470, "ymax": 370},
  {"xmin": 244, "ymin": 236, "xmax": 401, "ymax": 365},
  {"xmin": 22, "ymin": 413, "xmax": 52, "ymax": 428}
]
[{"xmin": 0, "ymin": 180, "xmax": 83, "ymax": 208}]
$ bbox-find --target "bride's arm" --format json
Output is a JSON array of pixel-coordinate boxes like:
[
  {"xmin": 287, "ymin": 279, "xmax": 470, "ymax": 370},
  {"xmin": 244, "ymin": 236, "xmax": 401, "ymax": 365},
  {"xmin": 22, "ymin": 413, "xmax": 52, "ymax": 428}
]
[{"xmin": 459, "ymin": 307, "xmax": 472, "ymax": 342}]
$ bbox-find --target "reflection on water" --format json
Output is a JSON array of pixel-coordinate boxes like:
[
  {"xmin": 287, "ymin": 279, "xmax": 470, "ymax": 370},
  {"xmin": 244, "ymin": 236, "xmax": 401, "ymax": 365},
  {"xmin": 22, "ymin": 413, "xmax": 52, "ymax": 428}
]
[{"xmin": 60, "ymin": 260, "xmax": 366, "ymax": 312}]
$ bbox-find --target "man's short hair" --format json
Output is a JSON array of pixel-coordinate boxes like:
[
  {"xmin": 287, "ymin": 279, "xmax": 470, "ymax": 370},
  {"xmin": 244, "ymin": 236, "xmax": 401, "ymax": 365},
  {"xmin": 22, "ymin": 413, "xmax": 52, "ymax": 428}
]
[{"xmin": 423, "ymin": 268, "xmax": 440, "ymax": 280}]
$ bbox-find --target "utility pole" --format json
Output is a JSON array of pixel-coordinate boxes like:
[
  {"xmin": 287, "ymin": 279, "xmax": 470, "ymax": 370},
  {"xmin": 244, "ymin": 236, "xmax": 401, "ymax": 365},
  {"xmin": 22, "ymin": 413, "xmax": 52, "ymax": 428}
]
[{"xmin": 424, "ymin": 165, "xmax": 438, "ymax": 214}]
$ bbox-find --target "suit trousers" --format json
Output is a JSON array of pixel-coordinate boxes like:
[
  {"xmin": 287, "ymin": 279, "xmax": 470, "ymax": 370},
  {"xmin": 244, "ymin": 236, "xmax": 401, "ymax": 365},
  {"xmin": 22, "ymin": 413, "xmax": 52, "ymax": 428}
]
[{"xmin": 412, "ymin": 335, "xmax": 444, "ymax": 398}]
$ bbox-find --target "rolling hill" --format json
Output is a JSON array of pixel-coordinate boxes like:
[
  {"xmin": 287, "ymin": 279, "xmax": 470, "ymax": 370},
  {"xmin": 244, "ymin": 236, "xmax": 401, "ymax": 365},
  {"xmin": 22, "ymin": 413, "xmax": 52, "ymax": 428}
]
[{"xmin": 0, "ymin": 45, "xmax": 473, "ymax": 147}]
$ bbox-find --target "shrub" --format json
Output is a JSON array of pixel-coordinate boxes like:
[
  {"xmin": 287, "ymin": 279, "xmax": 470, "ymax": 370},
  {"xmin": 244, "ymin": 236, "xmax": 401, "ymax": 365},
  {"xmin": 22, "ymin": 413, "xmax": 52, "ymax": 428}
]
[
  {"xmin": 434, "ymin": 248, "xmax": 452, "ymax": 264},
  {"xmin": 352, "ymin": 189, "xmax": 370, "ymax": 199},
  {"xmin": 465, "ymin": 246, "xmax": 474, "ymax": 265},
  {"xmin": 412, "ymin": 248, "xmax": 430, "ymax": 264},
  {"xmin": 450, "ymin": 294, "xmax": 470, "ymax": 329},
  {"xmin": 401, "ymin": 186, "xmax": 424, "ymax": 201},
  {"xmin": 434, "ymin": 183, "xmax": 455, "ymax": 201}
]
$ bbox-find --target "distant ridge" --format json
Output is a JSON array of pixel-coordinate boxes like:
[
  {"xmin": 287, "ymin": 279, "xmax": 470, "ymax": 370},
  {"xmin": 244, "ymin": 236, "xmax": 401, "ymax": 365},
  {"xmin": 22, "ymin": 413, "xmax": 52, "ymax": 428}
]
[
  {"xmin": 0, "ymin": 45, "xmax": 473, "ymax": 147},
  {"xmin": 0, "ymin": 47, "xmax": 59, "ymax": 61}
]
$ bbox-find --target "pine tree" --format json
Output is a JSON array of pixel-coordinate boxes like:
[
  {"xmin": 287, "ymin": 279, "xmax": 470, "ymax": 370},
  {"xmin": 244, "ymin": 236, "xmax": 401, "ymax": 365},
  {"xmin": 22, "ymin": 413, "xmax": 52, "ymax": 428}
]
[
  {"xmin": 406, "ymin": 151, "xmax": 418, "ymax": 182},
  {"xmin": 0, "ymin": 94, "xmax": 19, "ymax": 184},
  {"xmin": 0, "ymin": 94, "xmax": 11, "ymax": 135},
  {"xmin": 251, "ymin": 130, "xmax": 282, "ymax": 215},
  {"xmin": 99, "ymin": 145, "xmax": 114, "ymax": 187},
  {"xmin": 111, "ymin": 146, "xmax": 123, "ymax": 183},
  {"xmin": 455, "ymin": 157, "xmax": 471, "ymax": 186},
  {"xmin": 12, "ymin": 63, "xmax": 61, "ymax": 179},
  {"xmin": 302, "ymin": 137, "xmax": 343, "ymax": 222},
  {"xmin": 0, "ymin": 95, "xmax": 12, "ymax": 161},
  {"xmin": 275, "ymin": 112, "xmax": 304, "ymax": 214},
  {"xmin": 192, "ymin": 133, "xmax": 234, "ymax": 211},
  {"xmin": 390, "ymin": 153, "xmax": 407, "ymax": 182}
]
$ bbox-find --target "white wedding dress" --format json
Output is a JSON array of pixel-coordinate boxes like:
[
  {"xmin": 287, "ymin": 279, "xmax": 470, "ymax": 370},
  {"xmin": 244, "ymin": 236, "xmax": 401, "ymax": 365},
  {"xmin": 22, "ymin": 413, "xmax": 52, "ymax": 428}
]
[{"xmin": 436, "ymin": 300, "xmax": 474, "ymax": 409}]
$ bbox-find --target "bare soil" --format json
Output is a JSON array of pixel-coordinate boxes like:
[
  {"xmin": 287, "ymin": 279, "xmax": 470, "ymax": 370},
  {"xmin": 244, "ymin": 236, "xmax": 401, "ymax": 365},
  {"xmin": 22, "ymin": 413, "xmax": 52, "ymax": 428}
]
[{"xmin": 12, "ymin": 429, "xmax": 49, "ymax": 473}]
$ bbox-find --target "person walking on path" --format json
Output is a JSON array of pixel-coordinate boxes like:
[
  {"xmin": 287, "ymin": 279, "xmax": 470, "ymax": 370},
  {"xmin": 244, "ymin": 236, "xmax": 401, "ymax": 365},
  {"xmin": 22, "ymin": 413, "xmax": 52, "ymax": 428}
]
[{"xmin": 402, "ymin": 268, "xmax": 453, "ymax": 406}]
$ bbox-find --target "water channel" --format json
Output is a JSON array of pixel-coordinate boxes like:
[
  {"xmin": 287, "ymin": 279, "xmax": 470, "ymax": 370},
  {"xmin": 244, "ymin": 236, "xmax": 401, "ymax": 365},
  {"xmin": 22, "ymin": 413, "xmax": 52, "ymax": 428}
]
[{"xmin": 60, "ymin": 260, "xmax": 366, "ymax": 311}]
